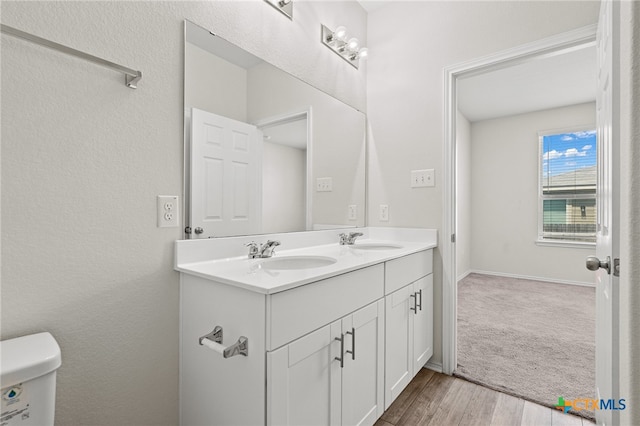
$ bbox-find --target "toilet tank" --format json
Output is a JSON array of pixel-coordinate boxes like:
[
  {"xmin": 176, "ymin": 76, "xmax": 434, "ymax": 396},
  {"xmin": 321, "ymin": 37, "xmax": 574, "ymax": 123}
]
[{"xmin": 1, "ymin": 332, "xmax": 62, "ymax": 426}]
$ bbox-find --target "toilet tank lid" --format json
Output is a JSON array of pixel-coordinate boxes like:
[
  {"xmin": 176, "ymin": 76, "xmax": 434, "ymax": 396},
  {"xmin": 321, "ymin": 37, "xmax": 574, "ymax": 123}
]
[{"xmin": 1, "ymin": 332, "xmax": 62, "ymax": 388}]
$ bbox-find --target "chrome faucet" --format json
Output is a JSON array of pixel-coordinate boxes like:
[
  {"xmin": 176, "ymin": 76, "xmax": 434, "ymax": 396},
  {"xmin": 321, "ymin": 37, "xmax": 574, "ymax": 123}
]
[
  {"xmin": 245, "ymin": 240, "xmax": 281, "ymax": 258},
  {"xmin": 339, "ymin": 232, "xmax": 363, "ymax": 245}
]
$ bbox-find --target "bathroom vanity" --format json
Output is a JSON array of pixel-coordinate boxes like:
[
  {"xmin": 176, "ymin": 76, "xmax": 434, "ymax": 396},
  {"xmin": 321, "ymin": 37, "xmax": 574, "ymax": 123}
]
[{"xmin": 175, "ymin": 228, "xmax": 436, "ymax": 426}]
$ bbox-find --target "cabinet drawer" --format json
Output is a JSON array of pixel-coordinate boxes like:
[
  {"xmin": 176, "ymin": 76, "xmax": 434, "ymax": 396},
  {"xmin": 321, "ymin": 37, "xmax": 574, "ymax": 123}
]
[
  {"xmin": 268, "ymin": 264, "xmax": 384, "ymax": 350},
  {"xmin": 385, "ymin": 250, "xmax": 433, "ymax": 294}
]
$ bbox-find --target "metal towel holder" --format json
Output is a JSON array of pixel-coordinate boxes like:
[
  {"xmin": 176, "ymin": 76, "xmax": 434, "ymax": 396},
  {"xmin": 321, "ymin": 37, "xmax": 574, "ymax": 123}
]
[
  {"xmin": 1, "ymin": 24, "xmax": 143, "ymax": 89},
  {"xmin": 199, "ymin": 326, "xmax": 248, "ymax": 359}
]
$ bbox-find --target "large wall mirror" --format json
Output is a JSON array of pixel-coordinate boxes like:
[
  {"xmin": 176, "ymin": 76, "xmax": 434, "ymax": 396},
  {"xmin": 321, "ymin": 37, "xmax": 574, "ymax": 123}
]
[{"xmin": 183, "ymin": 20, "xmax": 366, "ymax": 238}]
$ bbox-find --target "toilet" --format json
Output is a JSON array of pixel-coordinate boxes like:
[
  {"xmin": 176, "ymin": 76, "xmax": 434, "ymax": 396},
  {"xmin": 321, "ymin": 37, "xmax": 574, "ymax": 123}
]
[{"xmin": 1, "ymin": 332, "xmax": 62, "ymax": 425}]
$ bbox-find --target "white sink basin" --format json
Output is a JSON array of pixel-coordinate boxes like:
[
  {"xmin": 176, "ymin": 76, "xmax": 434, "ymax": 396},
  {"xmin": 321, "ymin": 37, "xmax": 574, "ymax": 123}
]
[
  {"xmin": 349, "ymin": 243, "xmax": 403, "ymax": 251},
  {"xmin": 259, "ymin": 256, "xmax": 338, "ymax": 271}
]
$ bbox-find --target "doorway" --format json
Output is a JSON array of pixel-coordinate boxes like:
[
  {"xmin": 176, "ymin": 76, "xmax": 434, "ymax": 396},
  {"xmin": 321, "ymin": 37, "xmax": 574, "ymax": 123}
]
[
  {"xmin": 255, "ymin": 109, "xmax": 312, "ymax": 233},
  {"xmin": 441, "ymin": 24, "xmax": 598, "ymax": 380}
]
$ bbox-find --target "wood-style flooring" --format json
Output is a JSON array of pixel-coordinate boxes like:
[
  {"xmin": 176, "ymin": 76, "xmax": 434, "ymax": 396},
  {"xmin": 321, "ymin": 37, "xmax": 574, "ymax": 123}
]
[{"xmin": 375, "ymin": 369, "xmax": 595, "ymax": 426}]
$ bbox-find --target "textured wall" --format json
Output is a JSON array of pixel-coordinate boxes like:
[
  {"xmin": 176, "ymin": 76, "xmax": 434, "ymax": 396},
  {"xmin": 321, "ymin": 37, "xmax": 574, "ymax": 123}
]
[
  {"xmin": 367, "ymin": 1, "xmax": 600, "ymax": 366},
  {"xmin": 469, "ymin": 103, "xmax": 596, "ymax": 285},
  {"xmin": 0, "ymin": 2, "xmax": 366, "ymax": 424}
]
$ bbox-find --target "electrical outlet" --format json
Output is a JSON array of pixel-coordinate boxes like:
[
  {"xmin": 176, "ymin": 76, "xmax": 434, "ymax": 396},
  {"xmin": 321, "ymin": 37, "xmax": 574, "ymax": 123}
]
[
  {"xmin": 411, "ymin": 169, "xmax": 435, "ymax": 188},
  {"xmin": 157, "ymin": 195, "xmax": 179, "ymax": 227},
  {"xmin": 379, "ymin": 204, "xmax": 389, "ymax": 222},
  {"xmin": 348, "ymin": 204, "xmax": 357, "ymax": 221},
  {"xmin": 316, "ymin": 177, "xmax": 333, "ymax": 192}
]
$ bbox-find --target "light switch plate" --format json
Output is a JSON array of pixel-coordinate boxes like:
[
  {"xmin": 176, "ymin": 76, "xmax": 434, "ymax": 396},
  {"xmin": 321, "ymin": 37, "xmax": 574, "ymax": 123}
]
[
  {"xmin": 411, "ymin": 169, "xmax": 435, "ymax": 187},
  {"xmin": 316, "ymin": 177, "xmax": 333, "ymax": 192}
]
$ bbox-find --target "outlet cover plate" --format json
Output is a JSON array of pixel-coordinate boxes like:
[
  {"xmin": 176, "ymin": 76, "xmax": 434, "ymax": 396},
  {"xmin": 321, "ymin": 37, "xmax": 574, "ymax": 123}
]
[
  {"xmin": 157, "ymin": 195, "xmax": 179, "ymax": 228},
  {"xmin": 348, "ymin": 204, "xmax": 357, "ymax": 221},
  {"xmin": 379, "ymin": 204, "xmax": 389, "ymax": 222}
]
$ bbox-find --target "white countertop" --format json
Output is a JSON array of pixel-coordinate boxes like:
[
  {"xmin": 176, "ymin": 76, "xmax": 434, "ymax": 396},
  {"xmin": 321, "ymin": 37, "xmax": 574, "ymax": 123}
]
[{"xmin": 175, "ymin": 228, "xmax": 437, "ymax": 294}]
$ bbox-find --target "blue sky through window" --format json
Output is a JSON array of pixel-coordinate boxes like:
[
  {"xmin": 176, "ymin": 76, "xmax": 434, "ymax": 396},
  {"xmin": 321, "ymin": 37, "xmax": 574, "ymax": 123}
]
[{"xmin": 542, "ymin": 130, "xmax": 597, "ymax": 177}]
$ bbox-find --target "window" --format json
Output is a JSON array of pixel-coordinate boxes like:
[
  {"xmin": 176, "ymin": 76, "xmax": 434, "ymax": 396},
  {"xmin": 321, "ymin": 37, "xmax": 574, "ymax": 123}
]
[{"xmin": 538, "ymin": 129, "xmax": 597, "ymax": 244}]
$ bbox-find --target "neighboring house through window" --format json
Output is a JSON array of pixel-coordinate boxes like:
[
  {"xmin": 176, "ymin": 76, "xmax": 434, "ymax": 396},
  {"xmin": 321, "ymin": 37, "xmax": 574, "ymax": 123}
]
[{"xmin": 538, "ymin": 128, "xmax": 597, "ymax": 244}]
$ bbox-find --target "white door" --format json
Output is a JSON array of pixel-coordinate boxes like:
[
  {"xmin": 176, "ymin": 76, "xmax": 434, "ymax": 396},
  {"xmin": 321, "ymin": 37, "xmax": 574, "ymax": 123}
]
[
  {"xmin": 384, "ymin": 285, "xmax": 414, "ymax": 409},
  {"xmin": 267, "ymin": 321, "xmax": 342, "ymax": 426},
  {"xmin": 190, "ymin": 108, "xmax": 262, "ymax": 238},
  {"xmin": 341, "ymin": 300, "xmax": 385, "ymax": 426},
  {"xmin": 413, "ymin": 275, "xmax": 433, "ymax": 374},
  {"xmin": 593, "ymin": 0, "xmax": 619, "ymax": 424}
]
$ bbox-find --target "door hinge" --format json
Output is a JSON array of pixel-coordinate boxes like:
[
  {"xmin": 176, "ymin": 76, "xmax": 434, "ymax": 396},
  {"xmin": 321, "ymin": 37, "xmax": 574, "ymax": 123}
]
[
  {"xmin": 451, "ymin": 234, "xmax": 456, "ymax": 243},
  {"xmin": 614, "ymin": 258, "xmax": 620, "ymax": 277}
]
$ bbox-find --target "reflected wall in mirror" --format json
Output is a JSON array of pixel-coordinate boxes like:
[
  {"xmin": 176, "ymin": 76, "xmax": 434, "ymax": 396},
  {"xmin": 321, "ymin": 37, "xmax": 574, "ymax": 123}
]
[{"xmin": 184, "ymin": 20, "xmax": 366, "ymax": 238}]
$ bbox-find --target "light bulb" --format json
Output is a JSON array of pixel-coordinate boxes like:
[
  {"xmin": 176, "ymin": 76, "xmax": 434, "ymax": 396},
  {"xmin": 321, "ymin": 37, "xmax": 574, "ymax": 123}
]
[
  {"xmin": 357, "ymin": 47, "xmax": 368, "ymax": 59},
  {"xmin": 333, "ymin": 26, "xmax": 347, "ymax": 42},
  {"xmin": 347, "ymin": 37, "xmax": 359, "ymax": 51}
]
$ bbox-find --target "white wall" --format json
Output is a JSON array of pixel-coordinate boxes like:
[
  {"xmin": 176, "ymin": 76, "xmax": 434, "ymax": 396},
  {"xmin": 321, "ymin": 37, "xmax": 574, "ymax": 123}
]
[
  {"xmin": 456, "ymin": 111, "xmax": 471, "ymax": 279},
  {"xmin": 0, "ymin": 2, "xmax": 366, "ymax": 424},
  {"xmin": 469, "ymin": 102, "xmax": 596, "ymax": 285},
  {"xmin": 185, "ymin": 42, "xmax": 248, "ymax": 122},
  {"xmin": 248, "ymin": 61, "xmax": 366, "ymax": 228},
  {"xmin": 367, "ymin": 1, "xmax": 600, "ymax": 366},
  {"xmin": 262, "ymin": 142, "xmax": 306, "ymax": 233}
]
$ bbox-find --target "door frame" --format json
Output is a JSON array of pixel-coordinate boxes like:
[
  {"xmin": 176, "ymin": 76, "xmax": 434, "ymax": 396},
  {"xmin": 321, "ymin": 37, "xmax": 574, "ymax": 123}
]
[
  {"xmin": 441, "ymin": 24, "xmax": 598, "ymax": 375},
  {"xmin": 253, "ymin": 107, "xmax": 313, "ymax": 231}
]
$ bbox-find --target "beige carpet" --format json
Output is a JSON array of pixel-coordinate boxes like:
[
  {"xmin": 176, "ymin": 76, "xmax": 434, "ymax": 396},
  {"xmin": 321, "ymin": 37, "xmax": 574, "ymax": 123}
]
[{"xmin": 454, "ymin": 273, "xmax": 595, "ymax": 419}]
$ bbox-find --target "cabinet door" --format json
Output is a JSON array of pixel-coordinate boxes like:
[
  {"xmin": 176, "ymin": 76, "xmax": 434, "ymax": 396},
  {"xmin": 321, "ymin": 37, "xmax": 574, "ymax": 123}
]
[
  {"xmin": 412, "ymin": 275, "xmax": 433, "ymax": 375},
  {"xmin": 342, "ymin": 300, "xmax": 385, "ymax": 426},
  {"xmin": 384, "ymin": 285, "xmax": 414, "ymax": 409},
  {"xmin": 268, "ymin": 320, "xmax": 342, "ymax": 426}
]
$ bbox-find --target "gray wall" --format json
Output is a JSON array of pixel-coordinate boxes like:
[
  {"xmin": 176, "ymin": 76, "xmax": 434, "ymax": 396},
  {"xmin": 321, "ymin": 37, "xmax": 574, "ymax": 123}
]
[
  {"xmin": 186, "ymin": 42, "xmax": 248, "ymax": 123},
  {"xmin": 1, "ymin": 2, "xmax": 366, "ymax": 424},
  {"xmin": 247, "ymin": 61, "xmax": 367, "ymax": 228},
  {"xmin": 262, "ymin": 142, "xmax": 307, "ymax": 233},
  {"xmin": 469, "ymin": 102, "xmax": 596, "ymax": 285}
]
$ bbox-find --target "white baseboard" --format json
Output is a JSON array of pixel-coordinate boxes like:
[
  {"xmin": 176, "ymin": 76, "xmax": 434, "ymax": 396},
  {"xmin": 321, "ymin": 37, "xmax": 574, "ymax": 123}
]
[
  {"xmin": 457, "ymin": 269, "xmax": 472, "ymax": 282},
  {"xmin": 468, "ymin": 269, "xmax": 595, "ymax": 288},
  {"xmin": 424, "ymin": 360, "xmax": 443, "ymax": 373}
]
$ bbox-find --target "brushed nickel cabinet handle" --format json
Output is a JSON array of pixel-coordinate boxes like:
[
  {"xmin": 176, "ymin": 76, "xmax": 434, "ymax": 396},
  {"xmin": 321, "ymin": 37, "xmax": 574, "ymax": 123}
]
[
  {"xmin": 345, "ymin": 327, "xmax": 356, "ymax": 360},
  {"xmin": 334, "ymin": 334, "xmax": 345, "ymax": 368}
]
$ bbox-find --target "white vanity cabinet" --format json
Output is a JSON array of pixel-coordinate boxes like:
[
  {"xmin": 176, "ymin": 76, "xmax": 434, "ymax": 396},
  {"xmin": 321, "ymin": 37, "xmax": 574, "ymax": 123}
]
[
  {"xmin": 180, "ymin": 263, "xmax": 385, "ymax": 426},
  {"xmin": 383, "ymin": 250, "xmax": 434, "ymax": 409},
  {"xmin": 268, "ymin": 299, "xmax": 384, "ymax": 426},
  {"xmin": 179, "ymin": 245, "xmax": 434, "ymax": 426}
]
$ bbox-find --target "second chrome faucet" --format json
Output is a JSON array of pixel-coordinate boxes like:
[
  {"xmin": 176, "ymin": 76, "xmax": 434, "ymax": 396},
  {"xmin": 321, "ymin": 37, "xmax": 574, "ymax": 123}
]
[
  {"xmin": 339, "ymin": 232, "xmax": 363, "ymax": 245},
  {"xmin": 246, "ymin": 240, "xmax": 281, "ymax": 259}
]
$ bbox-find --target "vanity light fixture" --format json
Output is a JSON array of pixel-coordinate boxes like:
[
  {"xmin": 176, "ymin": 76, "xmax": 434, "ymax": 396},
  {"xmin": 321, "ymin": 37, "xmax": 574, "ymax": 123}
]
[
  {"xmin": 321, "ymin": 24, "xmax": 368, "ymax": 69},
  {"xmin": 264, "ymin": 0, "xmax": 293, "ymax": 20}
]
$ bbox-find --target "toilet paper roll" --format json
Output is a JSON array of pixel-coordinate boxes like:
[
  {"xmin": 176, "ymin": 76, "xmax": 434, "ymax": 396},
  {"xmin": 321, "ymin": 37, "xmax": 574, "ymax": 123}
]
[{"xmin": 201, "ymin": 338, "xmax": 226, "ymax": 355}]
